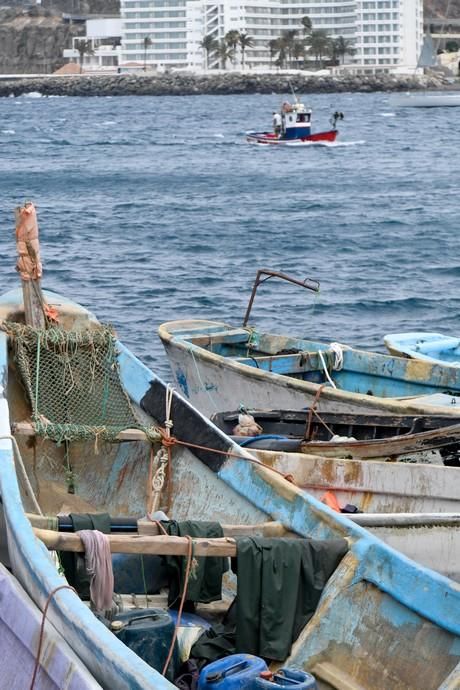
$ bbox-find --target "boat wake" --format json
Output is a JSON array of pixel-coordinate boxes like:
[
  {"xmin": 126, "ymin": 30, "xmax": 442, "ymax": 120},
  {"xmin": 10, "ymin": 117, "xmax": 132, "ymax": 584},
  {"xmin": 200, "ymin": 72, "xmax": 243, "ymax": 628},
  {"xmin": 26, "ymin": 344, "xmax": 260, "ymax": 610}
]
[{"xmin": 253, "ymin": 139, "xmax": 364, "ymax": 148}]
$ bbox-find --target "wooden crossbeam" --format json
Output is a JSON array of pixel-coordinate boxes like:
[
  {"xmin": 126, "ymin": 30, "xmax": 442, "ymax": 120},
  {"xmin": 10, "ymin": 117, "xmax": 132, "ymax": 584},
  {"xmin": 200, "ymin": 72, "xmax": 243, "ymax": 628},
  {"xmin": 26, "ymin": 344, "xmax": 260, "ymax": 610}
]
[
  {"xmin": 13, "ymin": 422, "xmax": 152, "ymax": 442},
  {"xmin": 34, "ymin": 528, "xmax": 238, "ymax": 557},
  {"xmin": 26, "ymin": 514, "xmax": 290, "ymax": 539},
  {"xmin": 137, "ymin": 519, "xmax": 290, "ymax": 538}
]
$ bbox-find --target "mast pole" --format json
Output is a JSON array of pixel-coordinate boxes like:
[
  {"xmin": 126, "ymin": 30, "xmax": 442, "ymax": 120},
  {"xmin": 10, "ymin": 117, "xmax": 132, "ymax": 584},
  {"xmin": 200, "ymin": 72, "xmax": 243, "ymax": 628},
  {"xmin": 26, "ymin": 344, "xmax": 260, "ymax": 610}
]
[{"xmin": 15, "ymin": 202, "xmax": 46, "ymax": 328}]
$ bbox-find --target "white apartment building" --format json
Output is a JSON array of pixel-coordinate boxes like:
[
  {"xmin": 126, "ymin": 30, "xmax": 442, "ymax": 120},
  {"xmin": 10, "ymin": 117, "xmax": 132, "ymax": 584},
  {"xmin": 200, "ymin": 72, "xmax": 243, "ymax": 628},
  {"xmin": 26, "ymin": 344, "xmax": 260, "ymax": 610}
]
[
  {"xmin": 353, "ymin": 0, "xmax": 423, "ymax": 72},
  {"xmin": 120, "ymin": 0, "xmax": 423, "ymax": 73},
  {"xmin": 63, "ymin": 18, "xmax": 122, "ymax": 71}
]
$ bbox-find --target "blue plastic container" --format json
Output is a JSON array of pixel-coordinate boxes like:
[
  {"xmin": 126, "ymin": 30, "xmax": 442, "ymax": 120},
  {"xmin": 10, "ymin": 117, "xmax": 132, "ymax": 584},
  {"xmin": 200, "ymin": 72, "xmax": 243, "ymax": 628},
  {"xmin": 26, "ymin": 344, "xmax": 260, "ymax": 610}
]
[
  {"xmin": 110, "ymin": 608, "xmax": 178, "ymax": 680},
  {"xmin": 254, "ymin": 667, "xmax": 317, "ymax": 689},
  {"xmin": 198, "ymin": 653, "xmax": 268, "ymax": 690}
]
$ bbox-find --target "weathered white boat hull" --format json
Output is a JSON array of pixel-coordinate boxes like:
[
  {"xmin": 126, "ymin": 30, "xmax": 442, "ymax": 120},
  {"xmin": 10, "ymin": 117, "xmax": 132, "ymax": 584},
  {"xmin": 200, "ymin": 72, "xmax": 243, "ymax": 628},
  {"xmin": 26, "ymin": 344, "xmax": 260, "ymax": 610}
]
[
  {"xmin": 0, "ymin": 562, "xmax": 101, "ymax": 690},
  {"xmin": 159, "ymin": 320, "xmax": 460, "ymax": 418}
]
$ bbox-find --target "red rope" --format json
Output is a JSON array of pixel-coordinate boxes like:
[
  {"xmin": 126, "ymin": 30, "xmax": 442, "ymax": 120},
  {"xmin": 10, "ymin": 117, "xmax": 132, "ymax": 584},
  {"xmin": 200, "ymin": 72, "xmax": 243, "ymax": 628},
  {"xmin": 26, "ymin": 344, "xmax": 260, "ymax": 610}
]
[
  {"xmin": 29, "ymin": 584, "xmax": 77, "ymax": 690},
  {"xmin": 156, "ymin": 427, "xmax": 295, "ymax": 484},
  {"xmin": 162, "ymin": 535, "xmax": 194, "ymax": 676}
]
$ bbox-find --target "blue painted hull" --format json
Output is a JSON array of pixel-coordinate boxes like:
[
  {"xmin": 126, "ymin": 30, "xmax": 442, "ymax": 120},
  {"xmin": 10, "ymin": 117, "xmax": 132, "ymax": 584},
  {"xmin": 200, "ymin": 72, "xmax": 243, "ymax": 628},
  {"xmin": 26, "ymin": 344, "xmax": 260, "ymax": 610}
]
[
  {"xmin": 385, "ymin": 332, "xmax": 460, "ymax": 367},
  {"xmin": 1, "ymin": 292, "xmax": 460, "ymax": 689}
]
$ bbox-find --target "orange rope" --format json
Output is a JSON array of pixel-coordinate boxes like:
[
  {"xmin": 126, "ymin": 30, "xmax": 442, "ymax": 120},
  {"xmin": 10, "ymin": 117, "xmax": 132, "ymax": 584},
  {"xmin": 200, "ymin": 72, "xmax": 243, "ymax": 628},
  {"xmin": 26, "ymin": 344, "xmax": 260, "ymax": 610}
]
[
  {"xmin": 146, "ymin": 516, "xmax": 169, "ymax": 535},
  {"xmin": 305, "ymin": 384, "xmax": 326, "ymax": 440},
  {"xmin": 155, "ymin": 426, "xmax": 295, "ymax": 484},
  {"xmin": 162, "ymin": 535, "xmax": 194, "ymax": 676},
  {"xmin": 29, "ymin": 584, "xmax": 77, "ymax": 690},
  {"xmin": 147, "ymin": 446, "xmax": 154, "ymax": 514}
]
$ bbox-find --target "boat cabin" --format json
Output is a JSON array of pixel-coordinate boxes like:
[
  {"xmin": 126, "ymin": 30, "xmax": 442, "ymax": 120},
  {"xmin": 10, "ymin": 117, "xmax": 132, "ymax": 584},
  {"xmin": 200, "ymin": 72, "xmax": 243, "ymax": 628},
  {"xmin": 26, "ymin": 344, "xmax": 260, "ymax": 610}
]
[{"xmin": 281, "ymin": 101, "xmax": 312, "ymax": 140}]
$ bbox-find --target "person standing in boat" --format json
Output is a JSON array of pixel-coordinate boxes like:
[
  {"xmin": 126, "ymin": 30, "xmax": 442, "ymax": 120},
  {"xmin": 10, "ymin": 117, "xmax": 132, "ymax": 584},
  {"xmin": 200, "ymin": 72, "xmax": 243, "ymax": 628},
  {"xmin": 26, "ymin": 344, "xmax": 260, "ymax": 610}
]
[{"xmin": 272, "ymin": 111, "xmax": 282, "ymax": 137}]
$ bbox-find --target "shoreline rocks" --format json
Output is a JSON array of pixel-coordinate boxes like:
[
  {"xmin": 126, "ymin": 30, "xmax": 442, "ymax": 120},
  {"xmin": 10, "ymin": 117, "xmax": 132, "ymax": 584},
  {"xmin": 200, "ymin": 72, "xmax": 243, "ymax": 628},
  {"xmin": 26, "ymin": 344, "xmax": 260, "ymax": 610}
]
[{"xmin": 0, "ymin": 71, "xmax": 456, "ymax": 98}]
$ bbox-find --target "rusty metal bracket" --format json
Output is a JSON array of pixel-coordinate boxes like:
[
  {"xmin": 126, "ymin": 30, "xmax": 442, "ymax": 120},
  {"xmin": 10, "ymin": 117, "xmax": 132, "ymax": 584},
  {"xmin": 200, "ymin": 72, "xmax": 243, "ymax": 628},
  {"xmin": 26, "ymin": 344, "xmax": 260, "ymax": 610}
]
[{"xmin": 243, "ymin": 269, "xmax": 320, "ymax": 327}]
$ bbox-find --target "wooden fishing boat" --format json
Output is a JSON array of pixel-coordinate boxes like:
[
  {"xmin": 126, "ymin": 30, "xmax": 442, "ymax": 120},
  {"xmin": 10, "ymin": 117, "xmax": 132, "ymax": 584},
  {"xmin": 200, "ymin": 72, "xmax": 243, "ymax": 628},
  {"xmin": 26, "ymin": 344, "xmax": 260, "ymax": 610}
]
[
  {"xmin": 158, "ymin": 318, "xmax": 460, "ymax": 418},
  {"xmin": 3, "ymin": 286, "xmax": 460, "ymax": 689},
  {"xmin": 2, "ymin": 213, "xmax": 460, "ymax": 689},
  {"xmin": 211, "ymin": 408, "xmax": 460, "ymax": 464},
  {"xmin": 385, "ymin": 332, "xmax": 460, "ymax": 367},
  {"xmin": 0, "ymin": 562, "xmax": 101, "ymax": 689}
]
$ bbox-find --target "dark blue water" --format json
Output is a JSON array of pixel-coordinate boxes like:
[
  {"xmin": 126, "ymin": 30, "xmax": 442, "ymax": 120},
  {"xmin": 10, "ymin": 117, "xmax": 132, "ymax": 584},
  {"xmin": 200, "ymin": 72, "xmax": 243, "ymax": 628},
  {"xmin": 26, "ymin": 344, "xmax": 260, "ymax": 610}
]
[{"xmin": 0, "ymin": 90, "xmax": 459, "ymax": 379}]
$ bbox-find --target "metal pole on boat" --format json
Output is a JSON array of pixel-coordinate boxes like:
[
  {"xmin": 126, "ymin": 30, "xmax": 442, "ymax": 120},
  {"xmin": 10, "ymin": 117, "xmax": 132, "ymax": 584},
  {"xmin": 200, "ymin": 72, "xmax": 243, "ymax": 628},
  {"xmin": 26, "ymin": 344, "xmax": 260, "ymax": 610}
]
[
  {"xmin": 288, "ymin": 80, "xmax": 299, "ymax": 104},
  {"xmin": 15, "ymin": 202, "xmax": 46, "ymax": 328},
  {"xmin": 243, "ymin": 268, "xmax": 320, "ymax": 327}
]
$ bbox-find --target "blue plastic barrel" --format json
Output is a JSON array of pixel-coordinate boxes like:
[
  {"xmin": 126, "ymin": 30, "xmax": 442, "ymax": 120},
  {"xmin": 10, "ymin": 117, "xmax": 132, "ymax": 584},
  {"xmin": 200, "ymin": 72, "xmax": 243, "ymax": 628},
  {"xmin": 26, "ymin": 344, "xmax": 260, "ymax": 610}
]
[
  {"xmin": 110, "ymin": 608, "xmax": 178, "ymax": 680},
  {"xmin": 198, "ymin": 653, "xmax": 268, "ymax": 689},
  {"xmin": 254, "ymin": 667, "xmax": 317, "ymax": 689}
]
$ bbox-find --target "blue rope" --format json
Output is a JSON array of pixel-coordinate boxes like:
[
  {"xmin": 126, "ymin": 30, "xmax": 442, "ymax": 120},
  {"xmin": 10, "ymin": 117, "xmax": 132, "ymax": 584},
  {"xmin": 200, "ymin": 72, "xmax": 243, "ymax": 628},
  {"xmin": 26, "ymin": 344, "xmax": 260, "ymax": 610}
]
[{"xmin": 238, "ymin": 434, "xmax": 288, "ymax": 446}]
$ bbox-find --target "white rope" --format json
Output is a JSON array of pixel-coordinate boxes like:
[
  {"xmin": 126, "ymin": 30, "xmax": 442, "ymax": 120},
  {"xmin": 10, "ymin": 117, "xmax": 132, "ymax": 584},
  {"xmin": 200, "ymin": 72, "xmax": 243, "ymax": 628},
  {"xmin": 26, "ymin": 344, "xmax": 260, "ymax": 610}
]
[
  {"xmin": 165, "ymin": 383, "xmax": 174, "ymax": 437},
  {"xmin": 147, "ymin": 384, "xmax": 175, "ymax": 516},
  {"xmin": 318, "ymin": 351, "xmax": 337, "ymax": 389},
  {"xmin": 0, "ymin": 434, "xmax": 42, "ymax": 515},
  {"xmin": 329, "ymin": 342, "xmax": 344, "ymax": 371}
]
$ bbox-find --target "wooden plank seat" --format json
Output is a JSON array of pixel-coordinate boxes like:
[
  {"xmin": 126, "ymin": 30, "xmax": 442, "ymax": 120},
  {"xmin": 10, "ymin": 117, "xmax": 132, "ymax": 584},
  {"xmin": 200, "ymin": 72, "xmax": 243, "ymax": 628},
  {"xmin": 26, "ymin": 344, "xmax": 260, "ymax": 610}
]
[
  {"xmin": 235, "ymin": 352, "xmax": 326, "ymax": 376},
  {"xmin": 179, "ymin": 328, "xmax": 250, "ymax": 347}
]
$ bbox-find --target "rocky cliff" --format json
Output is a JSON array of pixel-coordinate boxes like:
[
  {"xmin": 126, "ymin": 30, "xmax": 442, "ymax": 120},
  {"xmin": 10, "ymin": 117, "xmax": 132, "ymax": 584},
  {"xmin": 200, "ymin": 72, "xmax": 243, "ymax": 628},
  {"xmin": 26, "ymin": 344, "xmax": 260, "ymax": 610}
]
[{"xmin": 0, "ymin": 7, "xmax": 83, "ymax": 74}]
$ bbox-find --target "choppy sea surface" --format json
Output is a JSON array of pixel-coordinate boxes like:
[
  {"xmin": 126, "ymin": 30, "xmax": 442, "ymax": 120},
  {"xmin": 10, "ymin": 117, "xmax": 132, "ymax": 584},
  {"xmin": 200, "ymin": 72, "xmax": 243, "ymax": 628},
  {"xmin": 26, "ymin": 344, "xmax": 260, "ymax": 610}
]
[{"xmin": 0, "ymin": 90, "xmax": 458, "ymax": 380}]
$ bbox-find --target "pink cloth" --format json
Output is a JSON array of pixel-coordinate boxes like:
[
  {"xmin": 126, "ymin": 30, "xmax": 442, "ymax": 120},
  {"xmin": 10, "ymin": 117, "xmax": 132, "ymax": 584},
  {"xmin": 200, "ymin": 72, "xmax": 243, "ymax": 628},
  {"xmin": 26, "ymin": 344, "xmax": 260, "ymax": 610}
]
[{"xmin": 77, "ymin": 529, "xmax": 114, "ymax": 612}]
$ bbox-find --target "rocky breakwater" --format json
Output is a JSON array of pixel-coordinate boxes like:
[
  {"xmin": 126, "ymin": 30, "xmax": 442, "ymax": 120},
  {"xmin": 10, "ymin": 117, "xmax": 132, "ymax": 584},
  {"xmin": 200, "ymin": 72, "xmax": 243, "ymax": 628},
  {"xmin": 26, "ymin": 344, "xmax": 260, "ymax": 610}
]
[{"xmin": 0, "ymin": 70, "xmax": 452, "ymax": 98}]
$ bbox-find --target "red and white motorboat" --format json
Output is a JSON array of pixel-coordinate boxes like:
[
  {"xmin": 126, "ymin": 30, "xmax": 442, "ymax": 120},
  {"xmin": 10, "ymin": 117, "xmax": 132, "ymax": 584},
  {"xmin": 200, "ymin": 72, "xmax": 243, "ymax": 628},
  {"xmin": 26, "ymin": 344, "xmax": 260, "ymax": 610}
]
[{"xmin": 246, "ymin": 100, "xmax": 343, "ymax": 145}]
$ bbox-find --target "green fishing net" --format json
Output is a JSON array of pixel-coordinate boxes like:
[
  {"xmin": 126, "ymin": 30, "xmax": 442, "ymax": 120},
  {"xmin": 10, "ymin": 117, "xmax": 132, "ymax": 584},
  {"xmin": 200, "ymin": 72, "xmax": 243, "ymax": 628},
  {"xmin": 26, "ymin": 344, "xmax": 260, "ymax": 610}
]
[{"xmin": 4, "ymin": 322, "xmax": 149, "ymax": 444}]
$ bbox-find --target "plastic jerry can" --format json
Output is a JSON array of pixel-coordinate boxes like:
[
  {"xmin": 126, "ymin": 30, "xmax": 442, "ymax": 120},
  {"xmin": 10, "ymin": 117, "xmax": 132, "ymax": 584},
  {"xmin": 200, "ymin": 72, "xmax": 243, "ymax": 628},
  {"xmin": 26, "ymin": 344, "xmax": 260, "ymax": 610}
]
[
  {"xmin": 110, "ymin": 608, "xmax": 178, "ymax": 680},
  {"xmin": 254, "ymin": 668, "xmax": 317, "ymax": 689},
  {"xmin": 198, "ymin": 653, "xmax": 268, "ymax": 689}
]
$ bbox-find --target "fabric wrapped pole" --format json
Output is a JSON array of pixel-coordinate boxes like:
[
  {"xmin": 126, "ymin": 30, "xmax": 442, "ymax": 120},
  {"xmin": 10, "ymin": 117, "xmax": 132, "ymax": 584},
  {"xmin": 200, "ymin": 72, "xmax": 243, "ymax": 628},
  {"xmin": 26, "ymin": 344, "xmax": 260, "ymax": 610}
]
[{"xmin": 77, "ymin": 529, "xmax": 114, "ymax": 612}]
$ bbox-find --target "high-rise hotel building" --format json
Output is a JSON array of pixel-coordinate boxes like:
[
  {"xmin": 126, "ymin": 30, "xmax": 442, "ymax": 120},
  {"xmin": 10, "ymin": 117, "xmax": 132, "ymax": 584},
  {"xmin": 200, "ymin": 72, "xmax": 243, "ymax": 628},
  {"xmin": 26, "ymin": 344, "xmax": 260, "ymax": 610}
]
[{"xmin": 120, "ymin": 0, "xmax": 423, "ymax": 73}]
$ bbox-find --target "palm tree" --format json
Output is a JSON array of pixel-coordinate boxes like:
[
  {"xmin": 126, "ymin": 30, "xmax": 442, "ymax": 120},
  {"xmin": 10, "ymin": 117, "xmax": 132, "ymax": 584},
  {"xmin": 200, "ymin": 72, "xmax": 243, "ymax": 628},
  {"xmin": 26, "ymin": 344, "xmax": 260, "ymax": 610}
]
[
  {"xmin": 300, "ymin": 15, "xmax": 312, "ymax": 37},
  {"xmin": 200, "ymin": 34, "xmax": 218, "ymax": 70},
  {"xmin": 74, "ymin": 39, "xmax": 93, "ymax": 74},
  {"xmin": 217, "ymin": 40, "xmax": 233, "ymax": 70},
  {"xmin": 274, "ymin": 36, "xmax": 288, "ymax": 68},
  {"xmin": 331, "ymin": 35, "xmax": 355, "ymax": 65},
  {"xmin": 143, "ymin": 36, "xmax": 152, "ymax": 72},
  {"xmin": 282, "ymin": 29, "xmax": 298, "ymax": 68},
  {"xmin": 268, "ymin": 38, "xmax": 280, "ymax": 67},
  {"xmin": 292, "ymin": 40, "xmax": 306, "ymax": 69},
  {"xmin": 225, "ymin": 29, "xmax": 240, "ymax": 60},
  {"xmin": 306, "ymin": 29, "xmax": 331, "ymax": 67},
  {"xmin": 238, "ymin": 32, "xmax": 254, "ymax": 70}
]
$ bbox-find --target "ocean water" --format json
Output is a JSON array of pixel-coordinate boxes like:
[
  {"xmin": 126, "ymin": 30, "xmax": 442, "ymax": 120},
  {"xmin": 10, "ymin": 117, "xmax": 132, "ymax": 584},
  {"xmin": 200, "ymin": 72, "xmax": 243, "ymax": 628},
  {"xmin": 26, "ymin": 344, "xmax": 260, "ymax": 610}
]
[{"xmin": 0, "ymin": 90, "xmax": 459, "ymax": 380}]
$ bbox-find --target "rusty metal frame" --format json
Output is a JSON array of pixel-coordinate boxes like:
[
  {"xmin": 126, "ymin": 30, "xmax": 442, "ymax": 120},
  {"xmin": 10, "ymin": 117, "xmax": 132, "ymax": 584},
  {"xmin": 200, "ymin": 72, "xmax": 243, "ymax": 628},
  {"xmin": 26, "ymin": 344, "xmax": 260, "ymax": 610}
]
[{"xmin": 242, "ymin": 268, "xmax": 320, "ymax": 327}]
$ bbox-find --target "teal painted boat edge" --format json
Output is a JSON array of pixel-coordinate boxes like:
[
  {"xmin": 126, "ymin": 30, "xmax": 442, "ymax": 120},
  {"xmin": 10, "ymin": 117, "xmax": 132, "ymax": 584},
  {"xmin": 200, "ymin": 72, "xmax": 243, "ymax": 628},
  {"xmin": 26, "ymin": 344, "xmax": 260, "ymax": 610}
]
[
  {"xmin": 0, "ymin": 331, "xmax": 175, "ymax": 690},
  {"xmin": 217, "ymin": 457, "xmax": 460, "ymax": 638},
  {"xmin": 384, "ymin": 332, "xmax": 460, "ymax": 367},
  {"xmin": 117, "ymin": 339, "xmax": 244, "ymax": 454}
]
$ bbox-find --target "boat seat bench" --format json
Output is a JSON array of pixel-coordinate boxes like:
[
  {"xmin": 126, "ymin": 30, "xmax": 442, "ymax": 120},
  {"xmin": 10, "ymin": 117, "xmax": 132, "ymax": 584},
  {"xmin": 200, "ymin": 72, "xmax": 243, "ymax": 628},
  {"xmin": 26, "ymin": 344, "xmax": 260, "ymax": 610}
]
[{"xmin": 235, "ymin": 352, "xmax": 327, "ymax": 376}]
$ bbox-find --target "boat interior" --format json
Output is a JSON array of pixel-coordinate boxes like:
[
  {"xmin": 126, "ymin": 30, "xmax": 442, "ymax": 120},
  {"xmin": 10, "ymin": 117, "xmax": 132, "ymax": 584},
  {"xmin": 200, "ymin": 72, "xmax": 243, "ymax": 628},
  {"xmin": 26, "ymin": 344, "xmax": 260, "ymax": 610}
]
[
  {"xmin": 2, "ymin": 295, "xmax": 460, "ymax": 690},
  {"xmin": 211, "ymin": 409, "xmax": 460, "ymax": 464}
]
